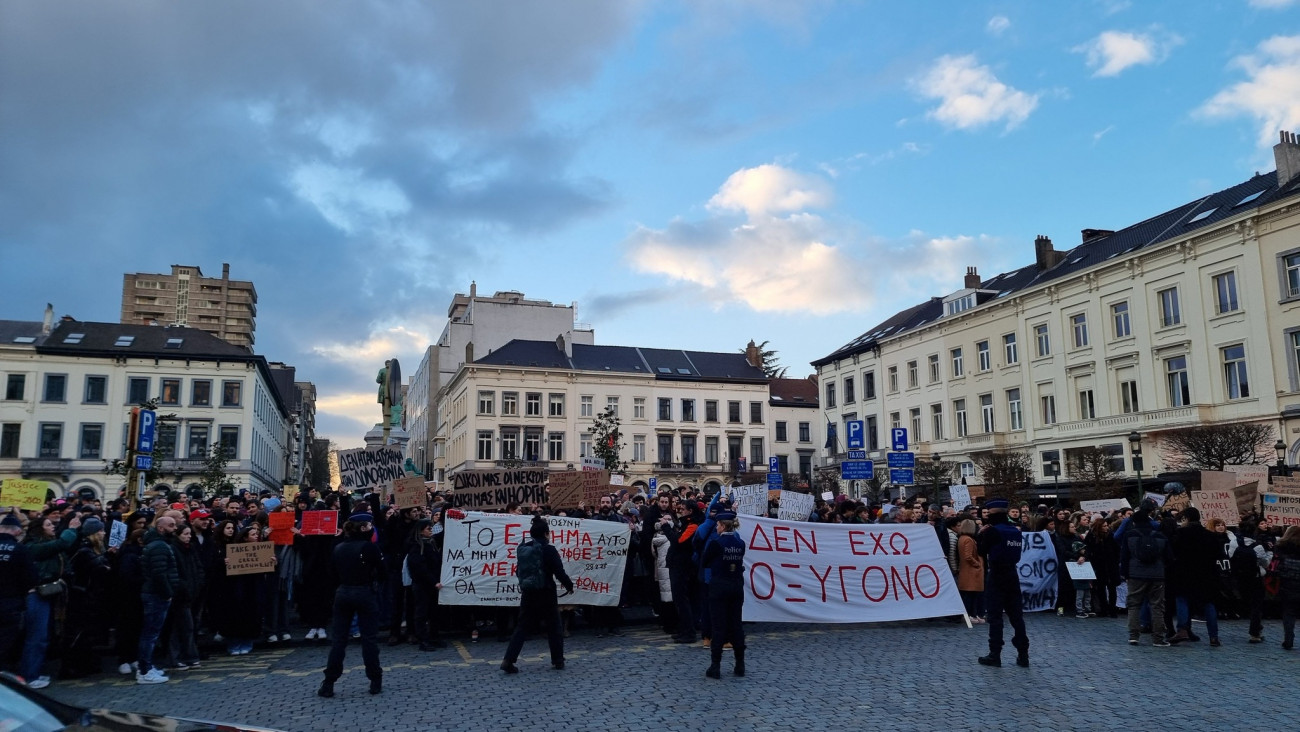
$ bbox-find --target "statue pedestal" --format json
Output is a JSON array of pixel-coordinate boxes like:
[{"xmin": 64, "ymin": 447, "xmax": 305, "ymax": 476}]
[{"xmin": 364, "ymin": 423, "xmax": 409, "ymax": 449}]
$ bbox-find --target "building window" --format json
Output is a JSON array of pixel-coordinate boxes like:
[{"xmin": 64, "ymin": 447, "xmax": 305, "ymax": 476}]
[
  {"xmin": 1079, "ymin": 389, "xmax": 1096, "ymax": 420},
  {"xmin": 501, "ymin": 431, "xmax": 518, "ymax": 460},
  {"xmin": 192, "ymin": 380, "xmax": 212, "ymax": 406},
  {"xmin": 606, "ymin": 396, "xmax": 619, "ymax": 418},
  {"xmin": 1109, "ymin": 379, "xmax": 1136, "ymax": 416},
  {"xmin": 1166, "ymin": 356, "xmax": 1191, "ymax": 407},
  {"xmin": 580, "ymin": 433, "xmax": 593, "ymax": 458},
  {"xmin": 222, "ymin": 380, "xmax": 242, "ymax": 407},
  {"xmin": 187, "ymin": 425, "xmax": 209, "ymax": 458},
  {"xmin": 156, "ymin": 424, "xmax": 177, "ymax": 459},
  {"xmin": 524, "ymin": 433, "xmax": 541, "ymax": 462},
  {"xmin": 78, "ymin": 424, "xmax": 103, "ymax": 459},
  {"xmin": 476, "ymin": 431, "xmax": 494, "ymax": 460},
  {"xmin": 127, "ymin": 377, "xmax": 149, "ymax": 405},
  {"xmin": 954, "ymin": 399, "xmax": 968, "ymax": 438},
  {"xmin": 0, "ymin": 424, "xmax": 20, "ymax": 458},
  {"xmin": 976, "ymin": 341, "xmax": 990, "ymax": 371},
  {"xmin": 38, "ymin": 423, "xmax": 62, "ymax": 458},
  {"xmin": 658, "ymin": 398, "xmax": 672, "ymax": 421},
  {"xmin": 547, "ymin": 432, "xmax": 564, "ymax": 461},
  {"xmin": 5, "ymin": 374, "xmax": 25, "ymax": 401},
  {"xmin": 799, "ymin": 422, "xmax": 811, "ymax": 442},
  {"xmin": 580, "ymin": 395, "xmax": 593, "ymax": 417},
  {"xmin": 1158, "ymin": 287, "xmax": 1181, "ymax": 327},
  {"xmin": 658, "ymin": 434, "xmax": 673, "ymax": 468},
  {"xmin": 1007, "ymin": 389, "xmax": 1022, "ymax": 431},
  {"xmin": 776, "ymin": 421, "xmax": 788, "ymax": 442},
  {"xmin": 825, "ymin": 381, "xmax": 836, "ymax": 408},
  {"xmin": 1111, "ymin": 301, "xmax": 1131, "ymax": 339},
  {"xmin": 633, "ymin": 435, "xmax": 646, "ymax": 462},
  {"xmin": 890, "ymin": 412, "xmax": 902, "ymax": 430},
  {"xmin": 930, "ymin": 404, "xmax": 944, "ymax": 441},
  {"xmin": 681, "ymin": 435, "xmax": 697, "ymax": 466},
  {"xmin": 928, "ymin": 354, "xmax": 940, "ymax": 383},
  {"xmin": 1282, "ymin": 252, "xmax": 1300, "ymax": 298},
  {"xmin": 682, "ymin": 399, "xmax": 695, "ymax": 422},
  {"xmin": 701, "ymin": 435, "xmax": 715, "ymax": 463},
  {"xmin": 84, "ymin": 376, "xmax": 107, "ymax": 404},
  {"xmin": 161, "ymin": 378, "xmax": 181, "ymax": 406},
  {"xmin": 705, "ymin": 400, "xmax": 718, "ymax": 422},
  {"xmin": 1004, "ymin": 333, "xmax": 1018, "ymax": 365},
  {"xmin": 749, "ymin": 438, "xmax": 765, "ymax": 468},
  {"xmin": 864, "ymin": 372, "xmax": 876, "ymax": 400},
  {"xmin": 951, "ymin": 348, "xmax": 963, "ymax": 378},
  {"xmin": 1034, "ymin": 324, "xmax": 1050, "ymax": 357},
  {"xmin": 1213, "ymin": 272, "xmax": 1239, "ymax": 314},
  {"xmin": 502, "ymin": 392, "xmax": 518, "ymax": 416},
  {"xmin": 844, "ymin": 377, "xmax": 855, "ymax": 404},
  {"xmin": 1040, "ymin": 395, "xmax": 1057, "ymax": 425},
  {"xmin": 750, "ymin": 401, "xmax": 763, "ymax": 424},
  {"xmin": 548, "ymin": 394, "xmax": 564, "ymax": 417},
  {"xmin": 1223, "ymin": 344, "xmax": 1250, "ymax": 399},
  {"xmin": 888, "ymin": 366, "xmax": 899, "ymax": 393},
  {"xmin": 219, "ymin": 426, "xmax": 239, "ymax": 458},
  {"xmin": 43, "ymin": 374, "xmax": 67, "ymax": 403},
  {"xmin": 1070, "ymin": 314, "xmax": 1089, "ymax": 348},
  {"xmin": 866, "ymin": 415, "xmax": 879, "ymax": 450},
  {"xmin": 634, "ymin": 397, "xmax": 646, "ymax": 419},
  {"xmin": 525, "ymin": 393, "xmax": 542, "ymax": 416},
  {"xmin": 907, "ymin": 361, "xmax": 918, "ymax": 388},
  {"xmin": 909, "ymin": 408, "xmax": 922, "ymax": 441}
]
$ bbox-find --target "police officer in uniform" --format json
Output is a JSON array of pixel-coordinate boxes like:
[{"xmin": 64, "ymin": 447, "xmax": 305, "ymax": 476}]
[
  {"xmin": 701, "ymin": 511, "xmax": 746, "ymax": 679},
  {"xmin": 318, "ymin": 513, "xmax": 384, "ymax": 698},
  {"xmin": 976, "ymin": 499, "xmax": 1029, "ymax": 668}
]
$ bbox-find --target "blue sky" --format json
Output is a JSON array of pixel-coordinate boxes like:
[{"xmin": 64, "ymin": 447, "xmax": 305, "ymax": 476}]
[{"xmin": 2, "ymin": 1, "xmax": 1297, "ymax": 447}]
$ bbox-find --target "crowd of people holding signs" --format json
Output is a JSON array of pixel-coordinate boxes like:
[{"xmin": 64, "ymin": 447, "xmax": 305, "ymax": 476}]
[{"xmin": 2, "ymin": 455, "xmax": 1299, "ymax": 695}]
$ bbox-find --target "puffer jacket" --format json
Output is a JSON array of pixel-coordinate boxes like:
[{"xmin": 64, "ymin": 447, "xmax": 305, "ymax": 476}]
[
  {"xmin": 651, "ymin": 532, "xmax": 672, "ymax": 601},
  {"xmin": 26, "ymin": 529, "xmax": 78, "ymax": 583},
  {"xmin": 140, "ymin": 529, "xmax": 180, "ymax": 598}
]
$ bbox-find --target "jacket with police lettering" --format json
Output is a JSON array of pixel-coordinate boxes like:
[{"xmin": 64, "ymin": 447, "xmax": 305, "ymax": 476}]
[
  {"xmin": 0, "ymin": 533, "xmax": 39, "ymax": 599},
  {"xmin": 976, "ymin": 517, "xmax": 1023, "ymax": 569}
]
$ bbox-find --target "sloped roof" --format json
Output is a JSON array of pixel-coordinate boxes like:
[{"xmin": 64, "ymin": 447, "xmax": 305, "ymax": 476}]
[
  {"xmin": 474, "ymin": 340, "xmax": 767, "ymax": 383},
  {"xmin": 769, "ymin": 377, "xmax": 819, "ymax": 408},
  {"xmin": 0, "ymin": 320, "xmax": 47, "ymax": 346},
  {"xmin": 814, "ymin": 169, "xmax": 1300, "ymax": 367}
]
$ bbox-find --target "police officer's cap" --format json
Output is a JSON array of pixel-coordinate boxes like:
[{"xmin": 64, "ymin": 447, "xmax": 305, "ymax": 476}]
[{"xmin": 985, "ymin": 499, "xmax": 1010, "ymax": 512}]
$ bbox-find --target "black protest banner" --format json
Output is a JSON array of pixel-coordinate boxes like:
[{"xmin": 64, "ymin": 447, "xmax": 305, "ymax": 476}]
[{"xmin": 449, "ymin": 469, "xmax": 547, "ymax": 511}]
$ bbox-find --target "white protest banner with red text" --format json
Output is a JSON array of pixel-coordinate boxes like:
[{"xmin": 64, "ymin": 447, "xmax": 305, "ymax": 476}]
[
  {"xmin": 439, "ymin": 512, "xmax": 630, "ymax": 607},
  {"xmin": 741, "ymin": 516, "xmax": 965, "ymax": 623}
]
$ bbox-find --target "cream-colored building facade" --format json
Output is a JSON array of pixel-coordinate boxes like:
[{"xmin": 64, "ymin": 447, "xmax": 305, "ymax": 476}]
[{"xmin": 815, "ymin": 134, "xmax": 1300, "ymax": 496}]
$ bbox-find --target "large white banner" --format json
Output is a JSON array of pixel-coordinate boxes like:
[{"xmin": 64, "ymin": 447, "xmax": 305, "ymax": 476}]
[
  {"xmin": 439, "ymin": 513, "xmax": 630, "ymax": 607},
  {"xmin": 777, "ymin": 491, "xmax": 816, "ymax": 521},
  {"xmin": 1017, "ymin": 530, "xmax": 1058, "ymax": 612},
  {"xmin": 730, "ymin": 484, "xmax": 768, "ymax": 517},
  {"xmin": 742, "ymin": 516, "xmax": 966, "ymax": 623}
]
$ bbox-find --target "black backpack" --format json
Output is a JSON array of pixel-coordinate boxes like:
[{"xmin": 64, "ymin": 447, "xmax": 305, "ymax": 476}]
[
  {"xmin": 1132, "ymin": 526, "xmax": 1165, "ymax": 564},
  {"xmin": 516, "ymin": 540, "xmax": 546, "ymax": 591},
  {"xmin": 1230, "ymin": 534, "xmax": 1259, "ymax": 580}
]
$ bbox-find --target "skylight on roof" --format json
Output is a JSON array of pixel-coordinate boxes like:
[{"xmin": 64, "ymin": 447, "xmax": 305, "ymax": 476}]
[
  {"xmin": 657, "ymin": 367, "xmax": 671, "ymax": 374},
  {"xmin": 1234, "ymin": 190, "xmax": 1264, "ymax": 207},
  {"xmin": 12, "ymin": 336, "xmax": 36, "ymax": 344},
  {"xmin": 676, "ymin": 368, "xmax": 691, "ymax": 375},
  {"xmin": 63, "ymin": 333, "xmax": 84, "ymax": 344},
  {"xmin": 1188, "ymin": 208, "xmax": 1216, "ymax": 223},
  {"xmin": 164, "ymin": 338, "xmax": 183, "ymax": 348},
  {"xmin": 1067, "ymin": 255, "xmax": 1086, "ymax": 265},
  {"xmin": 1105, "ymin": 252, "xmax": 1120, "ymax": 260},
  {"xmin": 114, "ymin": 336, "xmax": 135, "ymax": 347}
]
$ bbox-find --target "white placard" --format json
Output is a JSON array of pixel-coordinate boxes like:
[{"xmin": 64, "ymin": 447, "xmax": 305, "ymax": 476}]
[
  {"xmin": 1143, "ymin": 491, "xmax": 1167, "ymax": 507},
  {"xmin": 1079, "ymin": 498, "xmax": 1131, "ymax": 514},
  {"xmin": 1017, "ymin": 530, "xmax": 1058, "ymax": 612},
  {"xmin": 1065, "ymin": 561, "xmax": 1097, "ymax": 581},
  {"xmin": 108, "ymin": 521, "xmax": 127, "ymax": 549},
  {"xmin": 777, "ymin": 491, "xmax": 816, "ymax": 521},
  {"xmin": 948, "ymin": 485, "xmax": 971, "ymax": 509},
  {"xmin": 729, "ymin": 483, "xmax": 768, "ymax": 517}
]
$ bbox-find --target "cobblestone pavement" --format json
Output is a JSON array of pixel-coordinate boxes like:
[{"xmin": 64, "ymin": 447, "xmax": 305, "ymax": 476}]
[{"xmin": 38, "ymin": 614, "xmax": 1300, "ymax": 731}]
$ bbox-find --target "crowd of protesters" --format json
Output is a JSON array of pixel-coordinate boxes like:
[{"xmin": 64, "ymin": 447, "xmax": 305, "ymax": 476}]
[{"xmin": 2, "ymin": 480, "xmax": 1299, "ymax": 689}]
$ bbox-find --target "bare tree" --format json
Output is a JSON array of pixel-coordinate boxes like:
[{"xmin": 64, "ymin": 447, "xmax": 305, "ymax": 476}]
[
  {"xmin": 1159, "ymin": 422, "xmax": 1276, "ymax": 472},
  {"xmin": 1066, "ymin": 446, "xmax": 1124, "ymax": 504},
  {"xmin": 743, "ymin": 339, "xmax": 788, "ymax": 378},
  {"xmin": 972, "ymin": 449, "xmax": 1034, "ymax": 501},
  {"xmin": 914, "ymin": 459, "xmax": 958, "ymax": 504}
]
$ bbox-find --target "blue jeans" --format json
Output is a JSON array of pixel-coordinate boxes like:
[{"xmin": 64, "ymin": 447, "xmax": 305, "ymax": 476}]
[
  {"xmin": 137, "ymin": 595, "xmax": 172, "ymax": 673},
  {"xmin": 1175, "ymin": 596, "xmax": 1219, "ymax": 639},
  {"xmin": 19, "ymin": 593, "xmax": 52, "ymax": 681}
]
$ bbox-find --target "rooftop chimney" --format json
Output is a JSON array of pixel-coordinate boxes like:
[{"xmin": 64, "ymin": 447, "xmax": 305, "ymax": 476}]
[
  {"xmin": 1034, "ymin": 235, "xmax": 1065, "ymax": 270},
  {"xmin": 744, "ymin": 340, "xmax": 763, "ymax": 371},
  {"xmin": 469, "ymin": 280, "xmax": 477, "ymax": 298},
  {"xmin": 1276, "ymin": 130, "xmax": 1300, "ymax": 189},
  {"xmin": 41, "ymin": 303, "xmax": 54, "ymax": 335},
  {"xmin": 964, "ymin": 266, "xmax": 981, "ymax": 289},
  {"xmin": 222, "ymin": 262, "xmax": 230, "ymax": 280}
]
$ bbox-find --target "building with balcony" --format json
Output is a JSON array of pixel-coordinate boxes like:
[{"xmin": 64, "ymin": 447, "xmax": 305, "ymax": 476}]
[
  {"xmin": 121, "ymin": 263, "xmax": 257, "ymax": 348},
  {"xmin": 1, "ymin": 310, "xmax": 290, "ymax": 499},
  {"xmin": 439, "ymin": 337, "xmax": 769, "ymax": 495},
  {"xmin": 768, "ymin": 376, "xmax": 822, "ymax": 484},
  {"xmin": 813, "ymin": 132, "xmax": 1300, "ymax": 500}
]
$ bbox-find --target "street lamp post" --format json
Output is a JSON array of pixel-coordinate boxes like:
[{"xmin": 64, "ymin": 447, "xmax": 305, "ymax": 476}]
[
  {"xmin": 1050, "ymin": 459, "xmax": 1060, "ymax": 504},
  {"xmin": 1277, "ymin": 439, "xmax": 1289, "ymax": 477},
  {"xmin": 931, "ymin": 453, "xmax": 941, "ymax": 505},
  {"xmin": 1128, "ymin": 431, "xmax": 1143, "ymax": 499}
]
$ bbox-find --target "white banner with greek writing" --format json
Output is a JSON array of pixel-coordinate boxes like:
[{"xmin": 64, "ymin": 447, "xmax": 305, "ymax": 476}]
[
  {"xmin": 1017, "ymin": 530, "xmax": 1058, "ymax": 612},
  {"xmin": 438, "ymin": 513, "xmax": 630, "ymax": 607},
  {"xmin": 742, "ymin": 517, "xmax": 966, "ymax": 623},
  {"xmin": 777, "ymin": 491, "xmax": 816, "ymax": 521},
  {"xmin": 730, "ymin": 483, "xmax": 768, "ymax": 517}
]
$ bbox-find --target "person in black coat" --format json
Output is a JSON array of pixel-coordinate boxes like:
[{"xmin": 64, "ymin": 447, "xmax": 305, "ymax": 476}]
[
  {"xmin": 0, "ymin": 514, "xmax": 39, "ymax": 676},
  {"xmin": 319, "ymin": 514, "xmax": 385, "ymax": 698},
  {"xmin": 663, "ymin": 500, "xmax": 700, "ymax": 643},
  {"xmin": 405, "ymin": 517, "xmax": 445, "ymax": 651},
  {"xmin": 162, "ymin": 524, "xmax": 205, "ymax": 669},
  {"xmin": 60, "ymin": 519, "xmax": 113, "ymax": 679},
  {"xmin": 500, "ymin": 516, "xmax": 574, "ymax": 674},
  {"xmin": 1170, "ymin": 507, "xmax": 1226, "ymax": 645}
]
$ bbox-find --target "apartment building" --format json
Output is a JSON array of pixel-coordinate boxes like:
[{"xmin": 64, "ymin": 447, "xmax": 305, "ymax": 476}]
[{"xmin": 121, "ymin": 263, "xmax": 257, "ymax": 348}]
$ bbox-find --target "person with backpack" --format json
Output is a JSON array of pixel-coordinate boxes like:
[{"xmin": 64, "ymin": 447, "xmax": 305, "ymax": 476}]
[
  {"xmin": 1120, "ymin": 500, "xmax": 1174, "ymax": 647},
  {"xmin": 500, "ymin": 515, "xmax": 574, "ymax": 674}
]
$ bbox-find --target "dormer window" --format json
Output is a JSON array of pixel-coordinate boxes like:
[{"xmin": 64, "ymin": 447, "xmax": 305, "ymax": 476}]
[{"xmin": 946, "ymin": 294, "xmax": 974, "ymax": 315}]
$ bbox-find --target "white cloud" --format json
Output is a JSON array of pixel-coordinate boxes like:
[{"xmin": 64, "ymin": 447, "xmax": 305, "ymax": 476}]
[
  {"xmin": 624, "ymin": 164, "xmax": 993, "ymax": 315},
  {"xmin": 312, "ymin": 323, "xmax": 430, "ymax": 368},
  {"xmin": 289, "ymin": 163, "xmax": 410, "ymax": 235},
  {"xmin": 1198, "ymin": 35, "xmax": 1300, "ymax": 146},
  {"xmin": 913, "ymin": 55, "xmax": 1039, "ymax": 131},
  {"xmin": 1092, "ymin": 124, "xmax": 1116, "ymax": 143},
  {"xmin": 1074, "ymin": 29, "xmax": 1182, "ymax": 77},
  {"xmin": 986, "ymin": 16, "xmax": 1010, "ymax": 35}
]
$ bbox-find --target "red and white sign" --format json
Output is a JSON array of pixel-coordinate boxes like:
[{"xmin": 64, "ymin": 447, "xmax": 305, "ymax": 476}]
[{"xmin": 742, "ymin": 516, "xmax": 965, "ymax": 623}]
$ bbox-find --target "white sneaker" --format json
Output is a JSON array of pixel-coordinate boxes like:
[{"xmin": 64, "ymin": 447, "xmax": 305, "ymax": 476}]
[
  {"xmin": 305, "ymin": 628, "xmax": 318, "ymax": 640},
  {"xmin": 213, "ymin": 633, "xmax": 224, "ymax": 643},
  {"xmin": 317, "ymin": 628, "xmax": 327, "ymax": 640},
  {"xmin": 267, "ymin": 634, "xmax": 279, "ymax": 643},
  {"xmin": 27, "ymin": 676, "xmax": 50, "ymax": 690},
  {"xmin": 117, "ymin": 662, "xmax": 135, "ymax": 675},
  {"xmin": 136, "ymin": 669, "xmax": 169, "ymax": 685},
  {"xmin": 279, "ymin": 632, "xmax": 292, "ymax": 641}
]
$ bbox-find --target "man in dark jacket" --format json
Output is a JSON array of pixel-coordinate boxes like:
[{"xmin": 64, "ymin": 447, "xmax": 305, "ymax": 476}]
[
  {"xmin": 1120, "ymin": 501, "xmax": 1173, "ymax": 646},
  {"xmin": 0, "ymin": 514, "xmax": 38, "ymax": 673},
  {"xmin": 136, "ymin": 516, "xmax": 180, "ymax": 684},
  {"xmin": 405, "ymin": 518, "xmax": 445, "ymax": 651},
  {"xmin": 501, "ymin": 516, "xmax": 574, "ymax": 673},
  {"xmin": 1170, "ymin": 506, "xmax": 1225, "ymax": 645},
  {"xmin": 976, "ymin": 499, "xmax": 1029, "ymax": 668},
  {"xmin": 663, "ymin": 500, "xmax": 700, "ymax": 643}
]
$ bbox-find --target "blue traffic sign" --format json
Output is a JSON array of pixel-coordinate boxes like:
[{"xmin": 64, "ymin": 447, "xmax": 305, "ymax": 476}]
[
  {"xmin": 768, "ymin": 456, "xmax": 780, "ymax": 473},
  {"xmin": 134, "ymin": 454, "xmax": 153, "ymax": 471},
  {"xmin": 890, "ymin": 427, "xmax": 908, "ymax": 452},
  {"xmin": 135, "ymin": 409, "xmax": 157, "ymax": 454},
  {"xmin": 841, "ymin": 460, "xmax": 874, "ymax": 480},
  {"xmin": 846, "ymin": 420, "xmax": 864, "ymax": 449},
  {"xmin": 889, "ymin": 467, "xmax": 915, "ymax": 484},
  {"xmin": 887, "ymin": 452, "xmax": 915, "ymax": 468},
  {"xmin": 767, "ymin": 472, "xmax": 784, "ymax": 489},
  {"xmin": 846, "ymin": 450, "xmax": 867, "ymax": 460},
  {"xmin": 648, "ymin": 477, "xmax": 658, "ymax": 496}
]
